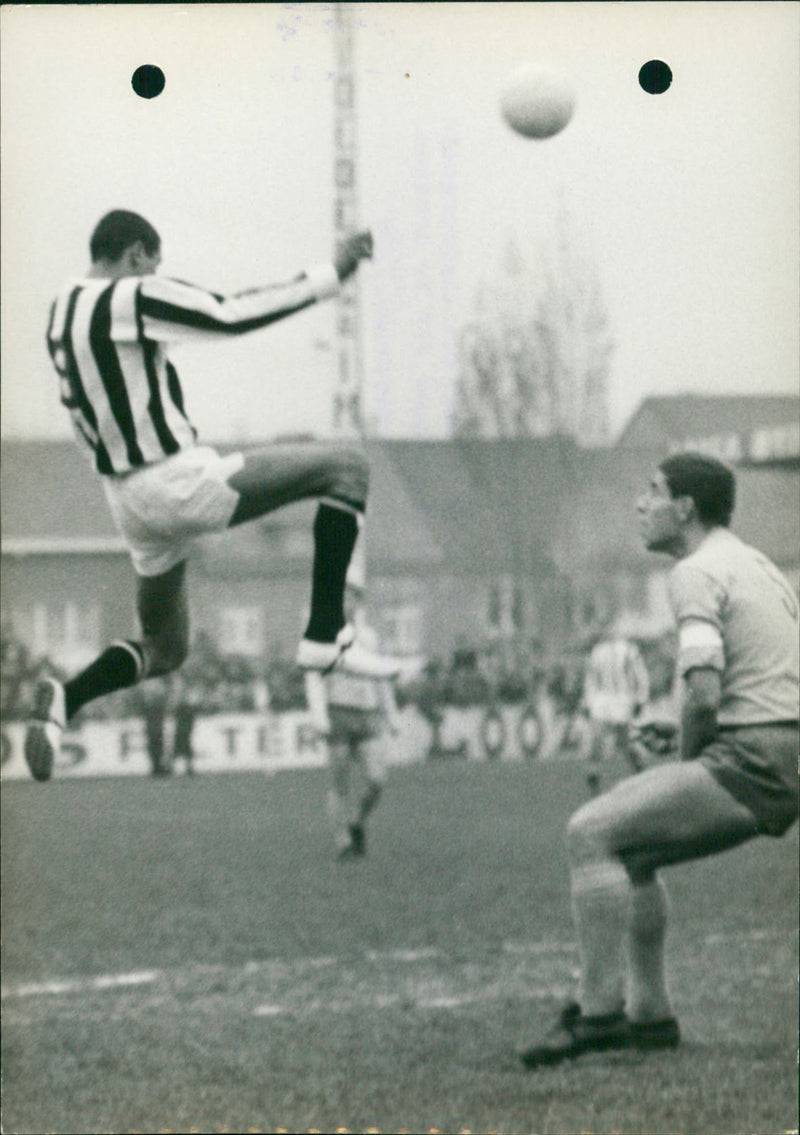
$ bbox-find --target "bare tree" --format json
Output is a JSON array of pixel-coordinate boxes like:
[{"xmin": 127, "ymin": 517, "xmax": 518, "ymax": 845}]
[{"xmin": 453, "ymin": 214, "xmax": 613, "ymax": 444}]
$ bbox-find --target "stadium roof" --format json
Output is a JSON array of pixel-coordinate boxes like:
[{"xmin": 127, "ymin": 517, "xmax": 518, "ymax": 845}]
[
  {"xmin": 616, "ymin": 393, "xmax": 799, "ymax": 451},
  {"xmin": 377, "ymin": 440, "xmax": 510, "ymax": 572},
  {"xmin": 1, "ymin": 440, "xmax": 122, "ymax": 548}
]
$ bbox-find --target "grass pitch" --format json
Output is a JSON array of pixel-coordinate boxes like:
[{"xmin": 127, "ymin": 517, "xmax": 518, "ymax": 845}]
[{"xmin": 2, "ymin": 758, "xmax": 797, "ymax": 1134}]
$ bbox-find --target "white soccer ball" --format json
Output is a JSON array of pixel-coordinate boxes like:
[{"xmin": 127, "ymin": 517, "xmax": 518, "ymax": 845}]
[{"xmin": 500, "ymin": 65, "xmax": 576, "ymax": 140}]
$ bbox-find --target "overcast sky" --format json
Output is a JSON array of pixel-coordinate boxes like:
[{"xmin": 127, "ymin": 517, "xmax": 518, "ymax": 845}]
[{"xmin": 2, "ymin": 2, "xmax": 798, "ymax": 443}]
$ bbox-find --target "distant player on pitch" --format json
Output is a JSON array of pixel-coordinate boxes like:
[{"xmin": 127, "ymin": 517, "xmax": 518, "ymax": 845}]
[
  {"xmin": 305, "ymin": 567, "xmax": 401, "ymax": 859},
  {"xmin": 521, "ymin": 452, "xmax": 798, "ymax": 1067},
  {"xmin": 25, "ymin": 209, "xmax": 398, "ymax": 782},
  {"xmin": 583, "ymin": 634, "xmax": 651, "ymax": 795}
]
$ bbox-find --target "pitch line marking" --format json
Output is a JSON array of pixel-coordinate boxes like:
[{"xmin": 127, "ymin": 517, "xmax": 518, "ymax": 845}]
[
  {"xmin": 502, "ymin": 940, "xmax": 576, "ymax": 956},
  {"xmin": 8, "ymin": 929, "xmax": 778, "ymax": 1004},
  {"xmin": 252, "ymin": 984, "xmax": 572, "ymax": 1018},
  {"xmin": 365, "ymin": 947, "xmax": 441, "ymax": 962},
  {"xmin": 2, "ymin": 970, "xmax": 160, "ymax": 1001},
  {"xmin": 703, "ymin": 929, "xmax": 788, "ymax": 945},
  {"xmin": 0, "ymin": 941, "xmax": 573, "ymax": 1001},
  {"xmin": 418, "ymin": 996, "xmax": 465, "ymax": 1010}
]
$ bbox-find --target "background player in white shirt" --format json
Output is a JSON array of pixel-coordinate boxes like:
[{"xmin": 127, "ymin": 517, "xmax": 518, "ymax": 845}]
[
  {"xmin": 305, "ymin": 577, "xmax": 402, "ymax": 859},
  {"xmin": 521, "ymin": 451, "xmax": 798, "ymax": 1067},
  {"xmin": 25, "ymin": 210, "xmax": 397, "ymax": 783}
]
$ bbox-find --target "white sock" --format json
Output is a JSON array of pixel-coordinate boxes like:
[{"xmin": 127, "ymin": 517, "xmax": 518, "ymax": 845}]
[
  {"xmin": 570, "ymin": 860, "xmax": 630, "ymax": 1016},
  {"xmin": 624, "ymin": 875, "xmax": 674, "ymax": 1021}
]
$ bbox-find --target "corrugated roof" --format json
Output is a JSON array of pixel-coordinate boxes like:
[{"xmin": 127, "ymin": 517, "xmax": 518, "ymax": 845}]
[
  {"xmin": 618, "ymin": 394, "xmax": 799, "ymax": 447},
  {"xmin": 455, "ymin": 435, "xmax": 580, "ymax": 566},
  {"xmin": 552, "ymin": 446, "xmax": 656, "ymax": 573},
  {"xmin": 379, "ymin": 441, "xmax": 509, "ymax": 571},
  {"xmin": 363, "ymin": 443, "xmax": 445, "ymax": 570},
  {"xmin": 733, "ymin": 465, "xmax": 800, "ymax": 566},
  {"xmin": 1, "ymin": 440, "xmax": 119, "ymax": 542}
]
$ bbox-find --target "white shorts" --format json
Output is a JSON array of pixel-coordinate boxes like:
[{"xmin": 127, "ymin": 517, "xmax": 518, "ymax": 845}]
[
  {"xmin": 328, "ymin": 712, "xmax": 389, "ymax": 784},
  {"xmin": 102, "ymin": 446, "xmax": 245, "ymax": 577}
]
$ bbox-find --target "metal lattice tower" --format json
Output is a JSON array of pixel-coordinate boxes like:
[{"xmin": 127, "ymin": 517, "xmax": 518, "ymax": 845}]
[{"xmin": 332, "ymin": 4, "xmax": 363, "ymax": 439}]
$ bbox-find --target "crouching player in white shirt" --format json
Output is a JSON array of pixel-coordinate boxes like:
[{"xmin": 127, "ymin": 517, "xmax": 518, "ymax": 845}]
[{"xmin": 521, "ymin": 452, "xmax": 798, "ymax": 1067}]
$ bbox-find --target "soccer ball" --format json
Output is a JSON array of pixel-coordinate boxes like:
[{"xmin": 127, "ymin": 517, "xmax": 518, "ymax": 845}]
[{"xmin": 500, "ymin": 65, "xmax": 576, "ymax": 140}]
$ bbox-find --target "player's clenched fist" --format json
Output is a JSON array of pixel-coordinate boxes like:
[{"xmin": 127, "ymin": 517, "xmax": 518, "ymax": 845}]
[{"xmin": 334, "ymin": 230, "xmax": 373, "ymax": 281}]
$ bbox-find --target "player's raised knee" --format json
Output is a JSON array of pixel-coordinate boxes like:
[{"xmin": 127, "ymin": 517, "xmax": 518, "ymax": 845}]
[
  {"xmin": 145, "ymin": 632, "xmax": 189, "ymax": 677},
  {"xmin": 566, "ymin": 800, "xmax": 610, "ymax": 860},
  {"xmin": 328, "ymin": 444, "xmax": 369, "ymax": 507}
]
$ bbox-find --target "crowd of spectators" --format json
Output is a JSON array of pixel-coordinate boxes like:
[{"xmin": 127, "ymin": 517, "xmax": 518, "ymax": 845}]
[
  {"xmin": 1, "ymin": 622, "xmax": 677, "ymax": 726},
  {"xmin": 1, "ymin": 628, "xmax": 67, "ymax": 723}
]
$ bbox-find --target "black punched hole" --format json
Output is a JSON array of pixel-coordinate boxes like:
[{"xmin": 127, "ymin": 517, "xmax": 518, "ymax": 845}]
[
  {"xmin": 639, "ymin": 60, "xmax": 672, "ymax": 95},
  {"xmin": 132, "ymin": 65, "xmax": 165, "ymax": 100}
]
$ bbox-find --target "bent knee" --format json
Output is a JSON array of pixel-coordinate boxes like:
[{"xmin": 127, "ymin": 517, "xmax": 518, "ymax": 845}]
[
  {"xmin": 566, "ymin": 802, "xmax": 617, "ymax": 864},
  {"xmin": 144, "ymin": 633, "xmax": 189, "ymax": 678},
  {"xmin": 326, "ymin": 446, "xmax": 369, "ymax": 507}
]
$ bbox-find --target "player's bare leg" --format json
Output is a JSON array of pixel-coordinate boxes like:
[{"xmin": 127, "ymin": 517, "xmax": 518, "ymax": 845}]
[
  {"xmin": 571, "ymin": 761, "xmax": 758, "ymax": 1012},
  {"xmin": 356, "ymin": 780, "xmax": 382, "ymax": 825},
  {"xmin": 24, "ymin": 562, "xmax": 188, "ymax": 781},
  {"xmin": 136, "ymin": 562, "xmax": 191, "ymax": 677},
  {"xmin": 521, "ymin": 760, "xmax": 759, "ymax": 1067},
  {"xmin": 226, "ymin": 442, "xmax": 368, "ymax": 526},
  {"xmin": 226, "ymin": 443, "xmax": 397, "ymax": 678},
  {"xmin": 349, "ymin": 736, "xmax": 388, "ymax": 855},
  {"xmin": 328, "ymin": 740, "xmax": 357, "ymax": 857}
]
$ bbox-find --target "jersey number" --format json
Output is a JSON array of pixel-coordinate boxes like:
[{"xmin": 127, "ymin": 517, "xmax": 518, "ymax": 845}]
[{"xmin": 50, "ymin": 341, "xmax": 99, "ymax": 450}]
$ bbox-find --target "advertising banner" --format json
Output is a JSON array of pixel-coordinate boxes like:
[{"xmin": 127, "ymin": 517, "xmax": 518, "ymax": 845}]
[
  {"xmin": 2, "ymin": 701, "xmax": 574, "ymax": 781},
  {"xmin": 1, "ymin": 712, "xmax": 326, "ymax": 780}
]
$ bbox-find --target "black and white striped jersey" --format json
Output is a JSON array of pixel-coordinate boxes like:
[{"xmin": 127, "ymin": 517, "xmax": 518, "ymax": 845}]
[{"xmin": 46, "ymin": 264, "xmax": 339, "ymax": 475}]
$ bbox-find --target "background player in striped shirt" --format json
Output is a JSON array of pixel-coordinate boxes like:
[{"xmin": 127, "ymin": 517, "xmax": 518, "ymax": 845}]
[
  {"xmin": 583, "ymin": 635, "xmax": 651, "ymax": 795},
  {"xmin": 521, "ymin": 452, "xmax": 798, "ymax": 1067},
  {"xmin": 25, "ymin": 210, "xmax": 398, "ymax": 782}
]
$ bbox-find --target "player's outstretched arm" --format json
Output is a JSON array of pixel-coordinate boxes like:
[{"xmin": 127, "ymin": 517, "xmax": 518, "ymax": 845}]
[{"xmin": 136, "ymin": 231, "xmax": 373, "ymax": 344}]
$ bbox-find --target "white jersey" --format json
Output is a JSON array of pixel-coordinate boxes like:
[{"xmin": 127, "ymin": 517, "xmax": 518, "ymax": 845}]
[{"xmin": 668, "ymin": 527, "xmax": 799, "ymax": 726}]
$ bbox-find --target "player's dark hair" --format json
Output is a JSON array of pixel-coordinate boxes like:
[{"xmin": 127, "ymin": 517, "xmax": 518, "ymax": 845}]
[
  {"xmin": 659, "ymin": 451, "xmax": 735, "ymax": 527},
  {"xmin": 90, "ymin": 210, "xmax": 161, "ymax": 263}
]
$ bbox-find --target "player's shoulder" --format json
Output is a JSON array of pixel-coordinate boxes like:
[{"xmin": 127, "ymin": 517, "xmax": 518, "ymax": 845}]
[
  {"xmin": 674, "ymin": 529, "xmax": 742, "ymax": 583},
  {"xmin": 53, "ymin": 275, "xmax": 92, "ymax": 299},
  {"xmin": 668, "ymin": 532, "xmax": 732, "ymax": 612},
  {"xmin": 669, "ymin": 528, "xmax": 768, "ymax": 619}
]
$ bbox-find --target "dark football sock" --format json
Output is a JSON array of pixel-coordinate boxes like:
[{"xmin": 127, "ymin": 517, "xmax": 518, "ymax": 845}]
[
  {"xmin": 303, "ymin": 503, "xmax": 359, "ymax": 643},
  {"xmin": 64, "ymin": 640, "xmax": 145, "ymax": 720}
]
